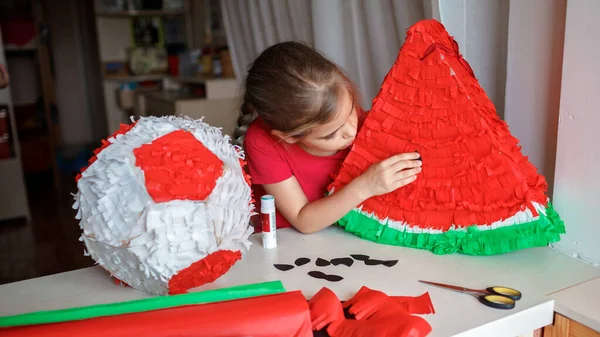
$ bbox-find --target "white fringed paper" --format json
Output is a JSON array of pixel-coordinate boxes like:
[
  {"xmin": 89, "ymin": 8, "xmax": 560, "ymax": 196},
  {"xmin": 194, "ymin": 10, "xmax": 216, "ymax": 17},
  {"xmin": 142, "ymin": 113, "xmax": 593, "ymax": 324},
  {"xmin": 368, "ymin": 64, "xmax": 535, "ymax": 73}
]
[{"xmin": 73, "ymin": 116, "xmax": 254, "ymax": 295}]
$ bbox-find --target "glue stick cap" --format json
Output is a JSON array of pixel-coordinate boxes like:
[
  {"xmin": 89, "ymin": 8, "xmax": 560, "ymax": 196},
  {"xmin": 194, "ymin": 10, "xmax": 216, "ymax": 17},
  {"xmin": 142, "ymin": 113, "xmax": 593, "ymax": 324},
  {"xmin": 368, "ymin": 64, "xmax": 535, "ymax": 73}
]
[{"xmin": 261, "ymin": 195, "xmax": 275, "ymax": 213}]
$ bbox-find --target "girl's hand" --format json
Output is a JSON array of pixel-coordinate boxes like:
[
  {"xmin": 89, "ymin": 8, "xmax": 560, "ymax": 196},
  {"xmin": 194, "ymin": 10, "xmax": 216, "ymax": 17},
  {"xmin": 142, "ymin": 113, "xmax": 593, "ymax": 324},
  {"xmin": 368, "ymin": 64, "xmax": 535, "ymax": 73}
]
[{"xmin": 355, "ymin": 152, "xmax": 422, "ymax": 199}]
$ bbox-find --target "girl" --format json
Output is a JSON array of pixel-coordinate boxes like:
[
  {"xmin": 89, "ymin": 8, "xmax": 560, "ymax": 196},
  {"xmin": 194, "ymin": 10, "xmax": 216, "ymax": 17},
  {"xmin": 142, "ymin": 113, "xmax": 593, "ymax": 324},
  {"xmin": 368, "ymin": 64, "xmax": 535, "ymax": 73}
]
[{"xmin": 234, "ymin": 41, "xmax": 422, "ymax": 234}]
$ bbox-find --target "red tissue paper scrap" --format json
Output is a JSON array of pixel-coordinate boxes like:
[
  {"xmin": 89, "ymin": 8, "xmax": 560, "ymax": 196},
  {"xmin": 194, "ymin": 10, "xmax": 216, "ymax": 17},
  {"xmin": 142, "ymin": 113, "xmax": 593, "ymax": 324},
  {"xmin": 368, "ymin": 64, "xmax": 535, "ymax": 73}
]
[
  {"xmin": 73, "ymin": 116, "xmax": 255, "ymax": 295},
  {"xmin": 328, "ymin": 19, "xmax": 565, "ymax": 256},
  {"xmin": 0, "ymin": 291, "xmax": 313, "ymax": 337},
  {"xmin": 309, "ymin": 286, "xmax": 434, "ymax": 337}
]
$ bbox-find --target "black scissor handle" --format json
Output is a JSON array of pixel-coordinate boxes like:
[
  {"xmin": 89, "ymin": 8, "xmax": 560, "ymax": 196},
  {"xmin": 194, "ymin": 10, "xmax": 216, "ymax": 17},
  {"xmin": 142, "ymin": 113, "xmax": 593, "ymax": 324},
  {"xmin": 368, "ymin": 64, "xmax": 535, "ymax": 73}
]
[
  {"xmin": 487, "ymin": 286, "xmax": 522, "ymax": 301},
  {"xmin": 479, "ymin": 294, "xmax": 515, "ymax": 310}
]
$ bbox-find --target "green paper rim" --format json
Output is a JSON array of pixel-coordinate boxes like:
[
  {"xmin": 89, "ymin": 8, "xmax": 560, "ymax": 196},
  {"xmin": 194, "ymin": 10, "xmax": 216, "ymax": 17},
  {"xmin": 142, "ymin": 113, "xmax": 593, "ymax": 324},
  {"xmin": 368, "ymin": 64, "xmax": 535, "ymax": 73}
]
[
  {"xmin": 337, "ymin": 203, "xmax": 565, "ymax": 256},
  {"xmin": 0, "ymin": 281, "xmax": 286, "ymax": 328}
]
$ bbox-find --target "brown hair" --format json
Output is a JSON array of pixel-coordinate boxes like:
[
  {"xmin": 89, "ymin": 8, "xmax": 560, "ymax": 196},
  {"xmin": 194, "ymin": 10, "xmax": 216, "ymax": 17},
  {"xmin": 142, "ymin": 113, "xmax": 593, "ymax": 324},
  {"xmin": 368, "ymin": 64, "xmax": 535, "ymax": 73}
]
[{"xmin": 233, "ymin": 41, "xmax": 360, "ymax": 147}]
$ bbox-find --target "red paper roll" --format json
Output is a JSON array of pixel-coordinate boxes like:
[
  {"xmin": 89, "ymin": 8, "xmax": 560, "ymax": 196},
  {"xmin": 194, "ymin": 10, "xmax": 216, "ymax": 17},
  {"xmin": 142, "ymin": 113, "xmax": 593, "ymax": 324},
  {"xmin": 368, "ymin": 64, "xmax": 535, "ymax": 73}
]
[{"xmin": 0, "ymin": 291, "xmax": 312, "ymax": 337}]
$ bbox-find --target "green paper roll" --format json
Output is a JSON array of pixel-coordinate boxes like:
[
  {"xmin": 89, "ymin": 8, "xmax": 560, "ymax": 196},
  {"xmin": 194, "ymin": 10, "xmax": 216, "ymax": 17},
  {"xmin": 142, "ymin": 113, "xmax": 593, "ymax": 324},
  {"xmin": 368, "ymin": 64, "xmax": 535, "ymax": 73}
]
[{"xmin": 0, "ymin": 280, "xmax": 286, "ymax": 328}]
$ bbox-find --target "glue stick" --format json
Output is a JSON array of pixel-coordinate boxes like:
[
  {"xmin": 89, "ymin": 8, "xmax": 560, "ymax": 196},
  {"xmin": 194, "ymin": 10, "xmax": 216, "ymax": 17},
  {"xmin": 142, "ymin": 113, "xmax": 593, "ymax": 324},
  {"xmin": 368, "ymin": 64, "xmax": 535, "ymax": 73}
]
[{"xmin": 261, "ymin": 195, "xmax": 277, "ymax": 249}]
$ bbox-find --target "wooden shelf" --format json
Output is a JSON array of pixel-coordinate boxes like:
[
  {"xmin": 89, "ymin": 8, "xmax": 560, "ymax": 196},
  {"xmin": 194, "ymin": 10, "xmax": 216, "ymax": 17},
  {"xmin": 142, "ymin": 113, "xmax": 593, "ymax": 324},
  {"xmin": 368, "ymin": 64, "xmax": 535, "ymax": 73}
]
[
  {"xmin": 0, "ymin": 157, "xmax": 18, "ymax": 166},
  {"xmin": 171, "ymin": 75, "xmax": 236, "ymax": 85},
  {"xmin": 0, "ymin": 156, "xmax": 17, "ymax": 163},
  {"xmin": 95, "ymin": 9, "xmax": 185, "ymax": 17},
  {"xmin": 103, "ymin": 75, "xmax": 166, "ymax": 83},
  {"xmin": 146, "ymin": 90, "xmax": 201, "ymax": 103},
  {"xmin": 172, "ymin": 76, "xmax": 208, "ymax": 85},
  {"xmin": 4, "ymin": 45, "xmax": 37, "ymax": 53}
]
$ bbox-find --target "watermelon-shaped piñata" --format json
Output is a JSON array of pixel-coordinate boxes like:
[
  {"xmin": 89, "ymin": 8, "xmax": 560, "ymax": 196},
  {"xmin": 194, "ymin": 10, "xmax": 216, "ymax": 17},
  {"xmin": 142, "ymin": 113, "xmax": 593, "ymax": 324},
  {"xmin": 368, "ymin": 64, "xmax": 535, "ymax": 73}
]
[
  {"xmin": 73, "ymin": 116, "xmax": 254, "ymax": 295},
  {"xmin": 328, "ymin": 19, "xmax": 565, "ymax": 255}
]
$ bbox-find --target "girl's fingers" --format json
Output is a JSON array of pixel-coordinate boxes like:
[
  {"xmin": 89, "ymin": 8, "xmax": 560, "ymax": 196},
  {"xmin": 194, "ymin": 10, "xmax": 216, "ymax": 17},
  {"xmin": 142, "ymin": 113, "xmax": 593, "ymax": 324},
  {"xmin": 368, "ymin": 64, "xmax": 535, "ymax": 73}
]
[
  {"xmin": 395, "ymin": 167, "xmax": 421, "ymax": 180},
  {"xmin": 390, "ymin": 159, "xmax": 422, "ymax": 172},
  {"xmin": 380, "ymin": 152, "xmax": 420, "ymax": 167},
  {"xmin": 391, "ymin": 175, "xmax": 418, "ymax": 190}
]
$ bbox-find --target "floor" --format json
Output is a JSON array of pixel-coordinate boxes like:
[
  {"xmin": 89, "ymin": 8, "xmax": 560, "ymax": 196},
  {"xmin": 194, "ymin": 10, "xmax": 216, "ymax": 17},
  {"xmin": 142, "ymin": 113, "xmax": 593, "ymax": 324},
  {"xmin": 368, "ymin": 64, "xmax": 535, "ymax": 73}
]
[{"xmin": 0, "ymin": 171, "xmax": 93, "ymax": 285}]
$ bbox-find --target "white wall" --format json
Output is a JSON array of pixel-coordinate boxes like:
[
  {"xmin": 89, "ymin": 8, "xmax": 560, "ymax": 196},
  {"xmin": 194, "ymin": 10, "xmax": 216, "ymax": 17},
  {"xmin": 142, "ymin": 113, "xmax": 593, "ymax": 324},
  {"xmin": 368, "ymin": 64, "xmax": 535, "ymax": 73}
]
[
  {"xmin": 439, "ymin": 0, "xmax": 509, "ymax": 118},
  {"xmin": 503, "ymin": 0, "xmax": 566, "ymax": 195},
  {"xmin": 552, "ymin": 0, "xmax": 600, "ymax": 267}
]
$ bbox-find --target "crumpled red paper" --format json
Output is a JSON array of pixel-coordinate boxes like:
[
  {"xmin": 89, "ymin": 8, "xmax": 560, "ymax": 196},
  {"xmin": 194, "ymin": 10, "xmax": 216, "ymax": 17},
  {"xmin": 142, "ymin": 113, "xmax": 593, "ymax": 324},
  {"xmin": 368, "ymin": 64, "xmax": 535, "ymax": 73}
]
[
  {"xmin": 329, "ymin": 314, "xmax": 432, "ymax": 337},
  {"xmin": 343, "ymin": 286, "xmax": 391, "ymax": 320},
  {"xmin": 392, "ymin": 292, "xmax": 436, "ymax": 314},
  {"xmin": 308, "ymin": 287, "xmax": 344, "ymax": 331},
  {"xmin": 309, "ymin": 286, "xmax": 434, "ymax": 337},
  {"xmin": 134, "ymin": 130, "xmax": 224, "ymax": 203}
]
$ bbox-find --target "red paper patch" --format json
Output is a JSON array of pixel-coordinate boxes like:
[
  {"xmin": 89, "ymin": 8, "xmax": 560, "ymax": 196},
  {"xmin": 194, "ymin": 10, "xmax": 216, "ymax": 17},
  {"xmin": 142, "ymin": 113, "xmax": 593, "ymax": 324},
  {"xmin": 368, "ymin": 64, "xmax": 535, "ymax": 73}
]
[
  {"xmin": 134, "ymin": 130, "xmax": 224, "ymax": 203},
  {"xmin": 167, "ymin": 249, "xmax": 242, "ymax": 295}
]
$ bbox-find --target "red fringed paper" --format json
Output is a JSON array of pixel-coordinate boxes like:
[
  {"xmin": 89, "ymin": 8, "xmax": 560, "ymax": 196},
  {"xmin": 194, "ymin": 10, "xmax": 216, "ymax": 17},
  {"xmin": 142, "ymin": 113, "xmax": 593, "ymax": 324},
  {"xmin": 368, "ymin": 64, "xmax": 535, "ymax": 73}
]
[
  {"xmin": 168, "ymin": 250, "xmax": 241, "ymax": 295},
  {"xmin": 392, "ymin": 292, "xmax": 436, "ymax": 315},
  {"xmin": 134, "ymin": 130, "xmax": 224, "ymax": 203},
  {"xmin": 324, "ymin": 286, "xmax": 433, "ymax": 337},
  {"xmin": 343, "ymin": 286, "xmax": 390, "ymax": 320},
  {"xmin": 238, "ymin": 157, "xmax": 255, "ymax": 205},
  {"xmin": 0, "ymin": 291, "xmax": 313, "ymax": 337},
  {"xmin": 308, "ymin": 287, "xmax": 344, "ymax": 331}
]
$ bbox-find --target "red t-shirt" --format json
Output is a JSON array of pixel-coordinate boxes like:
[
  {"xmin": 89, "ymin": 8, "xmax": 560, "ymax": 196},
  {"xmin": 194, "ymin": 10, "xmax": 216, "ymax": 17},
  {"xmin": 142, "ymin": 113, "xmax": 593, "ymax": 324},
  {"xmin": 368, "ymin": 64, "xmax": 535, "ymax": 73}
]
[{"xmin": 244, "ymin": 118, "xmax": 350, "ymax": 231}]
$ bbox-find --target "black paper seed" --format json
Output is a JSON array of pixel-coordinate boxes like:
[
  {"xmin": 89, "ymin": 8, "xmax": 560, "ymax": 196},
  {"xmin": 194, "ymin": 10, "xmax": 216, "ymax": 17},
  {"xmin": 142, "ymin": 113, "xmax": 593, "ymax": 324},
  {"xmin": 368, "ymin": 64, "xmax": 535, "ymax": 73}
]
[
  {"xmin": 350, "ymin": 254, "xmax": 369, "ymax": 261},
  {"xmin": 308, "ymin": 271, "xmax": 343, "ymax": 282},
  {"xmin": 330, "ymin": 257, "xmax": 354, "ymax": 267},
  {"xmin": 323, "ymin": 274, "xmax": 343, "ymax": 282},
  {"xmin": 308, "ymin": 271, "xmax": 326, "ymax": 278},
  {"xmin": 364, "ymin": 259, "xmax": 385, "ymax": 265},
  {"xmin": 383, "ymin": 260, "xmax": 398, "ymax": 267},
  {"xmin": 273, "ymin": 264, "xmax": 294, "ymax": 271},
  {"xmin": 294, "ymin": 257, "xmax": 310, "ymax": 267},
  {"xmin": 315, "ymin": 258, "xmax": 331, "ymax": 267},
  {"xmin": 362, "ymin": 259, "xmax": 398, "ymax": 267}
]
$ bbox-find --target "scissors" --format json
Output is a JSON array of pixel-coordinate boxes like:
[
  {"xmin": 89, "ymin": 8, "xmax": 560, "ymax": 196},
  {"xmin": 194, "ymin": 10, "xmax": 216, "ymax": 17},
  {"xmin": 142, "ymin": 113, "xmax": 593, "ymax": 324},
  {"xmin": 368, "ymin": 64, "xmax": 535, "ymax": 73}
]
[{"xmin": 419, "ymin": 280, "xmax": 522, "ymax": 310}]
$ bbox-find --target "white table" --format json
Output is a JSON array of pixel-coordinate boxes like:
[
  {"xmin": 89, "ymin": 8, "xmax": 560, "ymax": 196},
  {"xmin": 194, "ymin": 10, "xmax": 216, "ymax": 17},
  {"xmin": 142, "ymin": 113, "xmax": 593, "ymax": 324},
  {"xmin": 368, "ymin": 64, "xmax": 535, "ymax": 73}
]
[
  {"xmin": 550, "ymin": 276, "xmax": 600, "ymax": 333},
  {"xmin": 1, "ymin": 227, "xmax": 599, "ymax": 337}
]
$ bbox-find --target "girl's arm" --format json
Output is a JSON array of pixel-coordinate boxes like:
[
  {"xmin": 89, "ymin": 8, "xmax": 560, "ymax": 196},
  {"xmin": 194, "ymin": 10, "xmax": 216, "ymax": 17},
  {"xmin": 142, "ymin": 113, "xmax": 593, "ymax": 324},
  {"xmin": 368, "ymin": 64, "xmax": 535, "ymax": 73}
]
[{"xmin": 263, "ymin": 152, "xmax": 422, "ymax": 234}]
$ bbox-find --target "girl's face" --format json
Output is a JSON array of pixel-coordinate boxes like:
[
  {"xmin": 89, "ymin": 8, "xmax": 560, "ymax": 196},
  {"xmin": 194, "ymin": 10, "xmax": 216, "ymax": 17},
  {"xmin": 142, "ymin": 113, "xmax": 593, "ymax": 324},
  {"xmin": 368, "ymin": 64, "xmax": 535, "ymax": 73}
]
[{"xmin": 297, "ymin": 89, "xmax": 359, "ymax": 156}]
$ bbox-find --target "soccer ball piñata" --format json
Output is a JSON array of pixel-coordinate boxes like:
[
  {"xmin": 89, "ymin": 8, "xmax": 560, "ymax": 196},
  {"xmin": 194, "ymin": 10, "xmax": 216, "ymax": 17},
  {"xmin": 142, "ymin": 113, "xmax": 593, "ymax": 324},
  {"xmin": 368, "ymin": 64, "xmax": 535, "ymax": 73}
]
[{"xmin": 73, "ymin": 116, "xmax": 254, "ymax": 295}]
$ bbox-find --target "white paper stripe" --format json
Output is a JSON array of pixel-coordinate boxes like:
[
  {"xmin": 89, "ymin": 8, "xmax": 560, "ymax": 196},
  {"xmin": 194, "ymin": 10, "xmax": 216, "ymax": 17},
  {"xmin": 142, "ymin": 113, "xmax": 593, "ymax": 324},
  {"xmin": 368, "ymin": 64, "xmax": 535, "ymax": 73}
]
[{"xmin": 330, "ymin": 187, "xmax": 546, "ymax": 234}]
